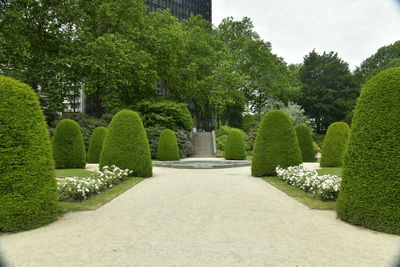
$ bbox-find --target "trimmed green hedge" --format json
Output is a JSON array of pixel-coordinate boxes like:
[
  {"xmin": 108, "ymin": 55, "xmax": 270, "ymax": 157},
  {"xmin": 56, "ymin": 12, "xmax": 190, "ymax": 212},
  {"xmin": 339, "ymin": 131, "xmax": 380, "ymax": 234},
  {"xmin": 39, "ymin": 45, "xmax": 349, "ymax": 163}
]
[
  {"xmin": 216, "ymin": 125, "xmax": 248, "ymax": 156},
  {"xmin": 87, "ymin": 126, "xmax": 108, "ymax": 163},
  {"xmin": 320, "ymin": 122, "xmax": 350, "ymax": 167},
  {"xmin": 100, "ymin": 110, "xmax": 152, "ymax": 177},
  {"xmin": 157, "ymin": 129, "xmax": 180, "ymax": 161},
  {"xmin": 59, "ymin": 112, "xmax": 108, "ymax": 152},
  {"xmin": 52, "ymin": 119, "xmax": 86, "ymax": 168},
  {"xmin": 294, "ymin": 124, "xmax": 316, "ymax": 162},
  {"xmin": 337, "ymin": 67, "xmax": 400, "ymax": 234},
  {"xmin": 146, "ymin": 126, "xmax": 192, "ymax": 159},
  {"xmin": 224, "ymin": 129, "xmax": 246, "ymax": 160},
  {"xmin": 252, "ymin": 110, "xmax": 302, "ymax": 177},
  {"xmin": 0, "ymin": 76, "xmax": 59, "ymax": 231}
]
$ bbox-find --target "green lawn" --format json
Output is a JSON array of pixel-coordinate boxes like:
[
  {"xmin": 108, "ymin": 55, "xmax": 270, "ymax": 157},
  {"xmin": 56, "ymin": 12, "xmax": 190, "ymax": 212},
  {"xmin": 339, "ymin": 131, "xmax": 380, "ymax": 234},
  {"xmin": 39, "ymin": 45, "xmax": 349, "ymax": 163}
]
[
  {"xmin": 57, "ymin": 177, "xmax": 144, "ymax": 214},
  {"xmin": 317, "ymin": 167, "xmax": 342, "ymax": 177},
  {"xmin": 261, "ymin": 176, "xmax": 336, "ymax": 210},
  {"xmin": 55, "ymin": 169, "xmax": 93, "ymax": 178}
]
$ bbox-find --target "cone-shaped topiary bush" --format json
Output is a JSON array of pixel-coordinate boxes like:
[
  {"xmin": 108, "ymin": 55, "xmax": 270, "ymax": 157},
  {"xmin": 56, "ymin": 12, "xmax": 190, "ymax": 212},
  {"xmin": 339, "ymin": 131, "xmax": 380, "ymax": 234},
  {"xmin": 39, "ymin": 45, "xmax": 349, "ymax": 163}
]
[
  {"xmin": 0, "ymin": 76, "xmax": 59, "ymax": 231},
  {"xmin": 294, "ymin": 124, "xmax": 316, "ymax": 162},
  {"xmin": 100, "ymin": 110, "xmax": 152, "ymax": 177},
  {"xmin": 52, "ymin": 119, "xmax": 86, "ymax": 168},
  {"xmin": 157, "ymin": 129, "xmax": 180, "ymax": 161},
  {"xmin": 224, "ymin": 129, "xmax": 246, "ymax": 160},
  {"xmin": 252, "ymin": 110, "xmax": 302, "ymax": 177},
  {"xmin": 337, "ymin": 67, "xmax": 400, "ymax": 234},
  {"xmin": 87, "ymin": 126, "xmax": 108, "ymax": 163},
  {"xmin": 320, "ymin": 122, "xmax": 350, "ymax": 167}
]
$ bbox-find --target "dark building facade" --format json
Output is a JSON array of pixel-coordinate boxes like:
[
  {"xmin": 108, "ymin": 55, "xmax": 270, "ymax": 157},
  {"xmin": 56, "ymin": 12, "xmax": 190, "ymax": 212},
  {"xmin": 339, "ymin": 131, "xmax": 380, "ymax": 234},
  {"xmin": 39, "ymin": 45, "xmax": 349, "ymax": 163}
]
[{"xmin": 145, "ymin": 0, "xmax": 212, "ymax": 22}]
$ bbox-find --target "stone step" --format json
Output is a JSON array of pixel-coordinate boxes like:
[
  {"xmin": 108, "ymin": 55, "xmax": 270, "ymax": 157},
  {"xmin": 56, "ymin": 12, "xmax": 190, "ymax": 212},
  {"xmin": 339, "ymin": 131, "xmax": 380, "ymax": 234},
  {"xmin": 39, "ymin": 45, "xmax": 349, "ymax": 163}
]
[{"xmin": 192, "ymin": 132, "xmax": 214, "ymax": 157}]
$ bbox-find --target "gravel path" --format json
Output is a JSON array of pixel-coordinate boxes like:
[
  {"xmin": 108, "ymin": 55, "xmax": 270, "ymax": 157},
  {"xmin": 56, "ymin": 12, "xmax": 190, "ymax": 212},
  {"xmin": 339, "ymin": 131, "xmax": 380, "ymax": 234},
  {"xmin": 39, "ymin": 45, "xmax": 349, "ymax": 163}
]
[{"xmin": 1, "ymin": 166, "xmax": 399, "ymax": 266}]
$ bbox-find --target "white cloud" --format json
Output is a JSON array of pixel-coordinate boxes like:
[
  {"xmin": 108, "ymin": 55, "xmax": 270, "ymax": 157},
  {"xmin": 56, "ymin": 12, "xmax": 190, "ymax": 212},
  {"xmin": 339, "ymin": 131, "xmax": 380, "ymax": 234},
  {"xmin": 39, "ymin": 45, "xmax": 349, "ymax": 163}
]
[{"xmin": 213, "ymin": 0, "xmax": 400, "ymax": 69}]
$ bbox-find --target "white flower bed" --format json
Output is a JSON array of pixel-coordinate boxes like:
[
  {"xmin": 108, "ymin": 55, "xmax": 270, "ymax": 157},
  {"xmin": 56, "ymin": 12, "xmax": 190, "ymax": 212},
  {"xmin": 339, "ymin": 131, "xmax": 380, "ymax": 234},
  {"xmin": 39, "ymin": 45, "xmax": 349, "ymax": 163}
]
[
  {"xmin": 58, "ymin": 165, "xmax": 132, "ymax": 201},
  {"xmin": 275, "ymin": 165, "xmax": 341, "ymax": 201}
]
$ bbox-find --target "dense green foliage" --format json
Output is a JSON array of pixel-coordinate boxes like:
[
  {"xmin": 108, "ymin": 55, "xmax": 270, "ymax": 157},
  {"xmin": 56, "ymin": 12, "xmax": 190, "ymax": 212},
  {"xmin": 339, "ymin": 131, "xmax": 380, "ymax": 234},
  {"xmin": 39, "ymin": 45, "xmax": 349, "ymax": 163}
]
[
  {"xmin": 100, "ymin": 110, "xmax": 152, "ymax": 177},
  {"xmin": 59, "ymin": 113, "xmax": 108, "ymax": 151},
  {"xmin": 246, "ymin": 122, "xmax": 259, "ymax": 155},
  {"xmin": 242, "ymin": 114, "xmax": 255, "ymax": 133},
  {"xmin": 157, "ymin": 129, "xmax": 180, "ymax": 161},
  {"xmin": 52, "ymin": 119, "xmax": 86, "ymax": 168},
  {"xmin": 294, "ymin": 124, "xmax": 316, "ymax": 162},
  {"xmin": 224, "ymin": 129, "xmax": 246, "ymax": 160},
  {"xmin": 0, "ymin": 76, "xmax": 58, "ymax": 231},
  {"xmin": 337, "ymin": 68, "xmax": 400, "ymax": 234},
  {"xmin": 252, "ymin": 110, "xmax": 302, "ymax": 177},
  {"xmin": 355, "ymin": 41, "xmax": 400, "ymax": 85},
  {"xmin": 218, "ymin": 17, "xmax": 298, "ymax": 115},
  {"xmin": 299, "ymin": 51, "xmax": 358, "ymax": 133},
  {"xmin": 320, "ymin": 122, "xmax": 350, "ymax": 167},
  {"xmin": 216, "ymin": 126, "xmax": 234, "ymax": 154},
  {"xmin": 1, "ymin": 3, "xmax": 304, "ymax": 130},
  {"xmin": 216, "ymin": 125, "xmax": 248, "ymax": 156},
  {"xmin": 134, "ymin": 101, "xmax": 192, "ymax": 131},
  {"xmin": 87, "ymin": 126, "xmax": 108, "ymax": 163},
  {"xmin": 263, "ymin": 100, "xmax": 309, "ymax": 126},
  {"xmin": 6, "ymin": 0, "xmax": 389, "ymax": 142},
  {"xmin": 146, "ymin": 126, "xmax": 192, "ymax": 159}
]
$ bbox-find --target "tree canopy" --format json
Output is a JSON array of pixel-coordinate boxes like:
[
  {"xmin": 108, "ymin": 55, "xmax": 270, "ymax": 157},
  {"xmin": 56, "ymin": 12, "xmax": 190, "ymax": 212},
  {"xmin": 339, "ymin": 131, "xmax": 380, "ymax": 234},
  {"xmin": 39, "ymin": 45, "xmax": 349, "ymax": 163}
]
[{"xmin": 299, "ymin": 51, "xmax": 358, "ymax": 133}]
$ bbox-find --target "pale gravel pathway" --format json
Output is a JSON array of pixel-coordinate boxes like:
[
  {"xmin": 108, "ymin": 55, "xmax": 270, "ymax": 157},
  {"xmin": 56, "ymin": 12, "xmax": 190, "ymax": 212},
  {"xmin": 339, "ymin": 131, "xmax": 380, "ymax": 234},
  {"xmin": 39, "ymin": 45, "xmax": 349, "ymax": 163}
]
[{"xmin": 1, "ymin": 166, "xmax": 400, "ymax": 267}]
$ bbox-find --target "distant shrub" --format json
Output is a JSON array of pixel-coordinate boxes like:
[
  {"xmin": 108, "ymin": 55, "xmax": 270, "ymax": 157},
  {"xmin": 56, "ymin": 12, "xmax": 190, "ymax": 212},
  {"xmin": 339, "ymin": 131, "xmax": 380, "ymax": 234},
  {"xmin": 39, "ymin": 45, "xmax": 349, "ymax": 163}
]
[
  {"xmin": 87, "ymin": 126, "xmax": 108, "ymax": 163},
  {"xmin": 246, "ymin": 121, "xmax": 260, "ymax": 155},
  {"xmin": 242, "ymin": 114, "xmax": 255, "ymax": 133},
  {"xmin": 133, "ymin": 101, "xmax": 193, "ymax": 131},
  {"xmin": 146, "ymin": 125, "xmax": 192, "ymax": 159},
  {"xmin": 263, "ymin": 100, "xmax": 309, "ymax": 126},
  {"xmin": 216, "ymin": 125, "xmax": 247, "ymax": 156},
  {"xmin": 312, "ymin": 132, "xmax": 325, "ymax": 149},
  {"xmin": 251, "ymin": 110, "xmax": 302, "ymax": 177},
  {"xmin": 57, "ymin": 113, "xmax": 108, "ymax": 152},
  {"xmin": 313, "ymin": 142, "xmax": 321, "ymax": 153},
  {"xmin": 216, "ymin": 125, "xmax": 233, "ymax": 154},
  {"xmin": 100, "ymin": 110, "xmax": 152, "ymax": 177},
  {"xmin": 337, "ymin": 67, "xmax": 400, "ymax": 234},
  {"xmin": 224, "ymin": 129, "xmax": 246, "ymax": 160},
  {"xmin": 320, "ymin": 122, "xmax": 350, "ymax": 167},
  {"xmin": 0, "ymin": 76, "xmax": 58, "ymax": 231},
  {"xmin": 294, "ymin": 124, "xmax": 316, "ymax": 162},
  {"xmin": 157, "ymin": 129, "xmax": 180, "ymax": 161},
  {"xmin": 52, "ymin": 119, "xmax": 86, "ymax": 168}
]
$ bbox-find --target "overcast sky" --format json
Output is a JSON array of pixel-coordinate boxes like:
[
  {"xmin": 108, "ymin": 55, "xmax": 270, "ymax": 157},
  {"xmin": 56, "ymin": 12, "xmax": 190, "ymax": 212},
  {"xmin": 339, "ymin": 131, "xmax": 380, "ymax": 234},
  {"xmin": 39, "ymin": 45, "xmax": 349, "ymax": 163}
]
[{"xmin": 213, "ymin": 0, "xmax": 400, "ymax": 69}]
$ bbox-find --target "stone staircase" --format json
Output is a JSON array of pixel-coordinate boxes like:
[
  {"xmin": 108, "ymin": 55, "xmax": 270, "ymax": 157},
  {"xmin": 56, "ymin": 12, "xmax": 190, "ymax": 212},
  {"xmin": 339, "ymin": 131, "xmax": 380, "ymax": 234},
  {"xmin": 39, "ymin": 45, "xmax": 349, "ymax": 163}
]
[{"xmin": 192, "ymin": 132, "xmax": 214, "ymax": 157}]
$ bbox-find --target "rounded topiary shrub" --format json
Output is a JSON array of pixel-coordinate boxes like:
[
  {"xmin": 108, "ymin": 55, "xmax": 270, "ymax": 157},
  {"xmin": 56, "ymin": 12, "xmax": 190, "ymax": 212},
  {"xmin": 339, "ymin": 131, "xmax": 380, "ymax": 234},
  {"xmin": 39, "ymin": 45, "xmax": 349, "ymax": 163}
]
[
  {"xmin": 337, "ymin": 67, "xmax": 400, "ymax": 234},
  {"xmin": 157, "ymin": 129, "xmax": 180, "ymax": 161},
  {"xmin": 320, "ymin": 122, "xmax": 350, "ymax": 167},
  {"xmin": 224, "ymin": 129, "xmax": 246, "ymax": 160},
  {"xmin": 100, "ymin": 110, "xmax": 152, "ymax": 177},
  {"xmin": 52, "ymin": 119, "xmax": 86, "ymax": 168},
  {"xmin": 294, "ymin": 124, "xmax": 316, "ymax": 162},
  {"xmin": 0, "ymin": 76, "xmax": 59, "ymax": 231},
  {"xmin": 252, "ymin": 110, "xmax": 302, "ymax": 177},
  {"xmin": 87, "ymin": 126, "xmax": 108, "ymax": 163}
]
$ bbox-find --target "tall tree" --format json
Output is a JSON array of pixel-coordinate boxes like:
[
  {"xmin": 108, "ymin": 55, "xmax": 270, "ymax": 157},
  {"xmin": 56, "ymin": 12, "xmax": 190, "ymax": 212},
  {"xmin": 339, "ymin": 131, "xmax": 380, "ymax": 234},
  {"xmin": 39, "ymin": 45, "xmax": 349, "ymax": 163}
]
[
  {"xmin": 355, "ymin": 40, "xmax": 400, "ymax": 85},
  {"xmin": 140, "ymin": 10, "xmax": 187, "ymax": 101},
  {"xmin": 218, "ymin": 17, "xmax": 294, "ymax": 116},
  {"xmin": 0, "ymin": 0, "xmax": 80, "ymax": 117},
  {"xmin": 299, "ymin": 50, "xmax": 357, "ymax": 133},
  {"xmin": 181, "ymin": 16, "xmax": 245, "ymax": 127}
]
